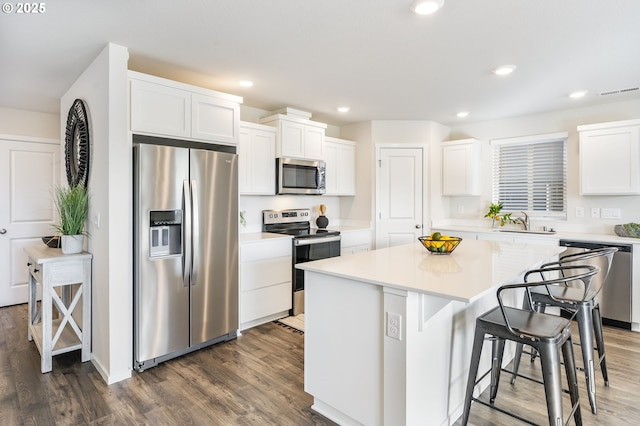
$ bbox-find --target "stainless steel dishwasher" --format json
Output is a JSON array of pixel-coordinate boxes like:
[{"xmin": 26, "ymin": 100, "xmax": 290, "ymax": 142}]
[{"xmin": 559, "ymin": 239, "xmax": 632, "ymax": 328}]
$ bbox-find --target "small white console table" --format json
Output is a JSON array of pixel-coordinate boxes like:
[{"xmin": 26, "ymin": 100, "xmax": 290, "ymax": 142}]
[{"xmin": 25, "ymin": 246, "xmax": 92, "ymax": 373}]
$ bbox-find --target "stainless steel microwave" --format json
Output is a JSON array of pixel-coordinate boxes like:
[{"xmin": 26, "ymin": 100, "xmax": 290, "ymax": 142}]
[{"xmin": 276, "ymin": 157, "xmax": 326, "ymax": 195}]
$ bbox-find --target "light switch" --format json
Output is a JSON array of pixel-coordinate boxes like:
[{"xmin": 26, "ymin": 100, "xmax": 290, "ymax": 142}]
[
  {"xmin": 601, "ymin": 208, "xmax": 621, "ymax": 219},
  {"xmin": 591, "ymin": 208, "xmax": 600, "ymax": 219}
]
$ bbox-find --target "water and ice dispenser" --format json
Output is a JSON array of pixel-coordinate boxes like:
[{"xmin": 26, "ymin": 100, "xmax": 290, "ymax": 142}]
[{"xmin": 149, "ymin": 210, "xmax": 183, "ymax": 258}]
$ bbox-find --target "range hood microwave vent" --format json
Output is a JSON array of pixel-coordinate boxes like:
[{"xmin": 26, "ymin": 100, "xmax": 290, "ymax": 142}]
[{"xmin": 599, "ymin": 86, "xmax": 639, "ymax": 96}]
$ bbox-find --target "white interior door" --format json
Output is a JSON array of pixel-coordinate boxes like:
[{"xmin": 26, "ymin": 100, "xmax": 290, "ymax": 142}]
[
  {"xmin": 376, "ymin": 146, "xmax": 424, "ymax": 249},
  {"xmin": 0, "ymin": 138, "xmax": 60, "ymax": 306}
]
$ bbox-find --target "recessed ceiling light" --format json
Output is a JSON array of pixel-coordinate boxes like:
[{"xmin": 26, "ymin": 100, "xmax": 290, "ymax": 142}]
[
  {"xmin": 410, "ymin": 0, "xmax": 444, "ymax": 15},
  {"xmin": 569, "ymin": 90, "xmax": 588, "ymax": 99},
  {"xmin": 492, "ymin": 65, "xmax": 517, "ymax": 76},
  {"xmin": 238, "ymin": 80, "xmax": 254, "ymax": 87},
  {"xmin": 337, "ymin": 106, "xmax": 350, "ymax": 113},
  {"xmin": 456, "ymin": 111, "xmax": 469, "ymax": 118}
]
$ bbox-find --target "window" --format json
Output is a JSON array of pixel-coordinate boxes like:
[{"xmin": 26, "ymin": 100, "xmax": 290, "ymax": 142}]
[{"xmin": 491, "ymin": 132, "xmax": 567, "ymax": 218}]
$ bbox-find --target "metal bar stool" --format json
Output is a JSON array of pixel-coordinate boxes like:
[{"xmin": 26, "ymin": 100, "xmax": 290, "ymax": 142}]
[
  {"xmin": 511, "ymin": 247, "xmax": 617, "ymax": 414},
  {"xmin": 461, "ymin": 264, "xmax": 599, "ymax": 426}
]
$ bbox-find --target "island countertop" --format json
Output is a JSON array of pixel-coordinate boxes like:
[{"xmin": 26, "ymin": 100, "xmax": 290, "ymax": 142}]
[{"xmin": 297, "ymin": 239, "xmax": 564, "ymax": 303}]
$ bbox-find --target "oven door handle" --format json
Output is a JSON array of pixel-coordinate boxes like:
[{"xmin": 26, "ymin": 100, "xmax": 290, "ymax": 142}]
[{"xmin": 295, "ymin": 235, "xmax": 342, "ymax": 246}]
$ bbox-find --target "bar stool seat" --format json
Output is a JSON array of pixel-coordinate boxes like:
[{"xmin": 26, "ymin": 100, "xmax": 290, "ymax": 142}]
[
  {"xmin": 462, "ymin": 264, "xmax": 598, "ymax": 426},
  {"xmin": 511, "ymin": 247, "xmax": 617, "ymax": 415}
]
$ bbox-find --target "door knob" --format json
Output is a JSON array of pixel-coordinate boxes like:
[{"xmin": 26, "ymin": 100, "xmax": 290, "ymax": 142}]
[
  {"xmin": 0, "ymin": 228, "xmax": 6, "ymax": 234},
  {"xmin": 415, "ymin": 224, "xmax": 422, "ymax": 229}
]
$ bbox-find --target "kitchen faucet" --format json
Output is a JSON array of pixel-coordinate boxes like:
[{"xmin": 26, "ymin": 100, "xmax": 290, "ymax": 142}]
[{"xmin": 517, "ymin": 211, "xmax": 529, "ymax": 230}]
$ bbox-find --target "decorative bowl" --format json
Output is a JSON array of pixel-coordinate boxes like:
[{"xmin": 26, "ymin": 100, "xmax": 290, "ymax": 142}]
[
  {"xmin": 42, "ymin": 236, "xmax": 61, "ymax": 248},
  {"xmin": 418, "ymin": 236, "xmax": 462, "ymax": 255}
]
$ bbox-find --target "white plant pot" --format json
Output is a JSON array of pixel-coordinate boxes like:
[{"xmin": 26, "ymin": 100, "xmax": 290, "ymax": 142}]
[{"xmin": 61, "ymin": 234, "xmax": 83, "ymax": 254}]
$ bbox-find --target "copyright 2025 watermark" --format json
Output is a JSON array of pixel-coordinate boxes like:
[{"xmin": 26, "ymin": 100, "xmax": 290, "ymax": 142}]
[{"xmin": 2, "ymin": 3, "xmax": 46, "ymax": 13}]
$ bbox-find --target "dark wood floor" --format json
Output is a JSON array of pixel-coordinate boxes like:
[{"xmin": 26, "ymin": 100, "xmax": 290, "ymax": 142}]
[
  {"xmin": 2, "ymin": 302, "xmax": 640, "ymax": 425},
  {"xmin": 0, "ymin": 304, "xmax": 335, "ymax": 425}
]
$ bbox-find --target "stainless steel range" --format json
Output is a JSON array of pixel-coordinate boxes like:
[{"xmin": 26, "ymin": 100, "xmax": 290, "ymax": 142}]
[{"xmin": 263, "ymin": 209, "xmax": 341, "ymax": 315}]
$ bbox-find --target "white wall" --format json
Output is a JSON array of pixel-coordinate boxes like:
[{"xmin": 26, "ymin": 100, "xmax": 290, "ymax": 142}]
[
  {"xmin": 61, "ymin": 43, "xmax": 131, "ymax": 384},
  {"xmin": 0, "ymin": 107, "xmax": 59, "ymax": 140},
  {"xmin": 340, "ymin": 120, "xmax": 450, "ymax": 246},
  {"xmin": 444, "ymin": 98, "xmax": 640, "ymax": 234},
  {"xmin": 240, "ymin": 195, "xmax": 342, "ymax": 233}
]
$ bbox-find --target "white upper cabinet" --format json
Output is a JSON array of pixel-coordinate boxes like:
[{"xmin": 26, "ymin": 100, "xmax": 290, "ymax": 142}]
[
  {"xmin": 323, "ymin": 136, "xmax": 356, "ymax": 196},
  {"xmin": 259, "ymin": 114, "xmax": 327, "ymax": 160},
  {"xmin": 239, "ymin": 121, "xmax": 276, "ymax": 195},
  {"xmin": 441, "ymin": 139, "xmax": 481, "ymax": 196},
  {"xmin": 191, "ymin": 93, "xmax": 240, "ymax": 144},
  {"xmin": 130, "ymin": 79, "xmax": 191, "ymax": 139},
  {"xmin": 578, "ymin": 119, "xmax": 640, "ymax": 195},
  {"xmin": 129, "ymin": 71, "xmax": 241, "ymax": 145}
]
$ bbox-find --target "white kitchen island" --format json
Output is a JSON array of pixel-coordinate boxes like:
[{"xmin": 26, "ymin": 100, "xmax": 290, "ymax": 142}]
[{"xmin": 297, "ymin": 239, "xmax": 564, "ymax": 426}]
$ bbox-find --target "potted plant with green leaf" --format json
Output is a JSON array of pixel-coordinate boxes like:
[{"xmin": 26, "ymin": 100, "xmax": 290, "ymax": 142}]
[{"xmin": 53, "ymin": 184, "xmax": 89, "ymax": 254}]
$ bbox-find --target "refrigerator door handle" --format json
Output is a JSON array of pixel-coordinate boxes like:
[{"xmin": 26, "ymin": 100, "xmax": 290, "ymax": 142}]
[
  {"xmin": 183, "ymin": 180, "xmax": 192, "ymax": 287},
  {"xmin": 191, "ymin": 179, "xmax": 200, "ymax": 286}
]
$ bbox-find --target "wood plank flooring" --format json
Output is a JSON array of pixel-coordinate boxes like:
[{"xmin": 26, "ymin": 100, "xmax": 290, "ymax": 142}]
[
  {"xmin": 0, "ymin": 304, "xmax": 335, "ymax": 425},
  {"xmin": 2, "ymin": 302, "xmax": 640, "ymax": 425},
  {"xmin": 455, "ymin": 323, "xmax": 640, "ymax": 425}
]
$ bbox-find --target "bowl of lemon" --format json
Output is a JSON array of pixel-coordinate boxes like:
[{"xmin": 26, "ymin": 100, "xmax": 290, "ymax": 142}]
[{"xmin": 418, "ymin": 232, "xmax": 462, "ymax": 255}]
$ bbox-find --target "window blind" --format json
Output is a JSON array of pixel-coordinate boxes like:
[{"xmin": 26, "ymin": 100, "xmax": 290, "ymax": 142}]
[{"xmin": 491, "ymin": 135, "xmax": 567, "ymax": 216}]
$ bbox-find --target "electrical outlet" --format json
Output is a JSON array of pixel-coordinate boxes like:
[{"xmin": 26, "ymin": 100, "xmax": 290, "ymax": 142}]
[
  {"xmin": 386, "ymin": 312, "xmax": 402, "ymax": 341},
  {"xmin": 457, "ymin": 205, "xmax": 465, "ymax": 214},
  {"xmin": 591, "ymin": 208, "xmax": 600, "ymax": 219},
  {"xmin": 575, "ymin": 207, "xmax": 584, "ymax": 218}
]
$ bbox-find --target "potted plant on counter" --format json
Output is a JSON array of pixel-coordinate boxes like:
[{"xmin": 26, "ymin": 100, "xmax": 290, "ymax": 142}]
[
  {"xmin": 53, "ymin": 184, "xmax": 90, "ymax": 254},
  {"xmin": 484, "ymin": 202, "xmax": 515, "ymax": 228}
]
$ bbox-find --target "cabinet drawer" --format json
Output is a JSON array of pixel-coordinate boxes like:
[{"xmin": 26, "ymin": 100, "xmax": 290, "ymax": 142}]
[
  {"xmin": 241, "ymin": 240, "xmax": 291, "ymax": 262},
  {"xmin": 241, "ymin": 281, "xmax": 292, "ymax": 323},
  {"xmin": 241, "ymin": 256, "xmax": 291, "ymax": 291}
]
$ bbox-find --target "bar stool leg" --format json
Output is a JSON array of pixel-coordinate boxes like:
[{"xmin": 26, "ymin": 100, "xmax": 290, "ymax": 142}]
[
  {"xmin": 490, "ymin": 338, "xmax": 505, "ymax": 403},
  {"xmin": 538, "ymin": 343, "xmax": 564, "ymax": 426},
  {"xmin": 592, "ymin": 305, "xmax": 609, "ymax": 386},
  {"xmin": 462, "ymin": 326, "xmax": 487, "ymax": 426},
  {"xmin": 562, "ymin": 335, "xmax": 583, "ymax": 426},
  {"xmin": 576, "ymin": 302, "xmax": 597, "ymax": 414},
  {"xmin": 511, "ymin": 294, "xmax": 531, "ymax": 384}
]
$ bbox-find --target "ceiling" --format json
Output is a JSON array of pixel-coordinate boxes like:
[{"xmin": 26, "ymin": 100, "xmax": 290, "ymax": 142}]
[{"xmin": 2, "ymin": 0, "xmax": 640, "ymax": 127}]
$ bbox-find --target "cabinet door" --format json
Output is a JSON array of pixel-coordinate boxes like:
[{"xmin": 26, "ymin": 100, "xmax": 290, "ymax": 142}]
[
  {"xmin": 249, "ymin": 129, "xmax": 276, "ymax": 195},
  {"xmin": 580, "ymin": 126, "xmax": 640, "ymax": 195},
  {"xmin": 238, "ymin": 128, "xmax": 251, "ymax": 194},
  {"xmin": 130, "ymin": 79, "xmax": 190, "ymax": 138},
  {"xmin": 279, "ymin": 121, "xmax": 305, "ymax": 158},
  {"xmin": 323, "ymin": 142, "xmax": 339, "ymax": 195},
  {"xmin": 338, "ymin": 143, "xmax": 356, "ymax": 195},
  {"xmin": 304, "ymin": 125, "xmax": 325, "ymax": 159},
  {"xmin": 191, "ymin": 94, "xmax": 240, "ymax": 144},
  {"xmin": 239, "ymin": 125, "xmax": 276, "ymax": 195},
  {"xmin": 442, "ymin": 141, "xmax": 481, "ymax": 196}
]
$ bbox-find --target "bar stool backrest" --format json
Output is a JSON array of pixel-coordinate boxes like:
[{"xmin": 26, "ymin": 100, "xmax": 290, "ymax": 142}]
[
  {"xmin": 539, "ymin": 247, "xmax": 617, "ymax": 301},
  {"xmin": 497, "ymin": 264, "xmax": 599, "ymax": 340}
]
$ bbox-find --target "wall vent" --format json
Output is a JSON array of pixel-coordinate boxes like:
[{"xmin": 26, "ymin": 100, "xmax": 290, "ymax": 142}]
[{"xmin": 599, "ymin": 87, "xmax": 639, "ymax": 96}]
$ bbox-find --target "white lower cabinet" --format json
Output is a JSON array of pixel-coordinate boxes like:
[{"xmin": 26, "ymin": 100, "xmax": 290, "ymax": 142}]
[
  {"xmin": 239, "ymin": 121, "xmax": 276, "ymax": 195},
  {"xmin": 340, "ymin": 228, "xmax": 372, "ymax": 255},
  {"xmin": 240, "ymin": 237, "xmax": 292, "ymax": 330}
]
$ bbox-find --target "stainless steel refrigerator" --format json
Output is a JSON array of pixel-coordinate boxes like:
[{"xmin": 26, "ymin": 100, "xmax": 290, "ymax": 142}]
[{"xmin": 133, "ymin": 135, "xmax": 238, "ymax": 371}]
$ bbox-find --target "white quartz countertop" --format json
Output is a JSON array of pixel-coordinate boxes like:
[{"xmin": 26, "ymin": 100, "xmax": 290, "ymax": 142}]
[
  {"xmin": 432, "ymin": 225, "xmax": 640, "ymax": 246},
  {"xmin": 297, "ymin": 239, "xmax": 564, "ymax": 303},
  {"xmin": 239, "ymin": 232, "xmax": 292, "ymax": 243}
]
